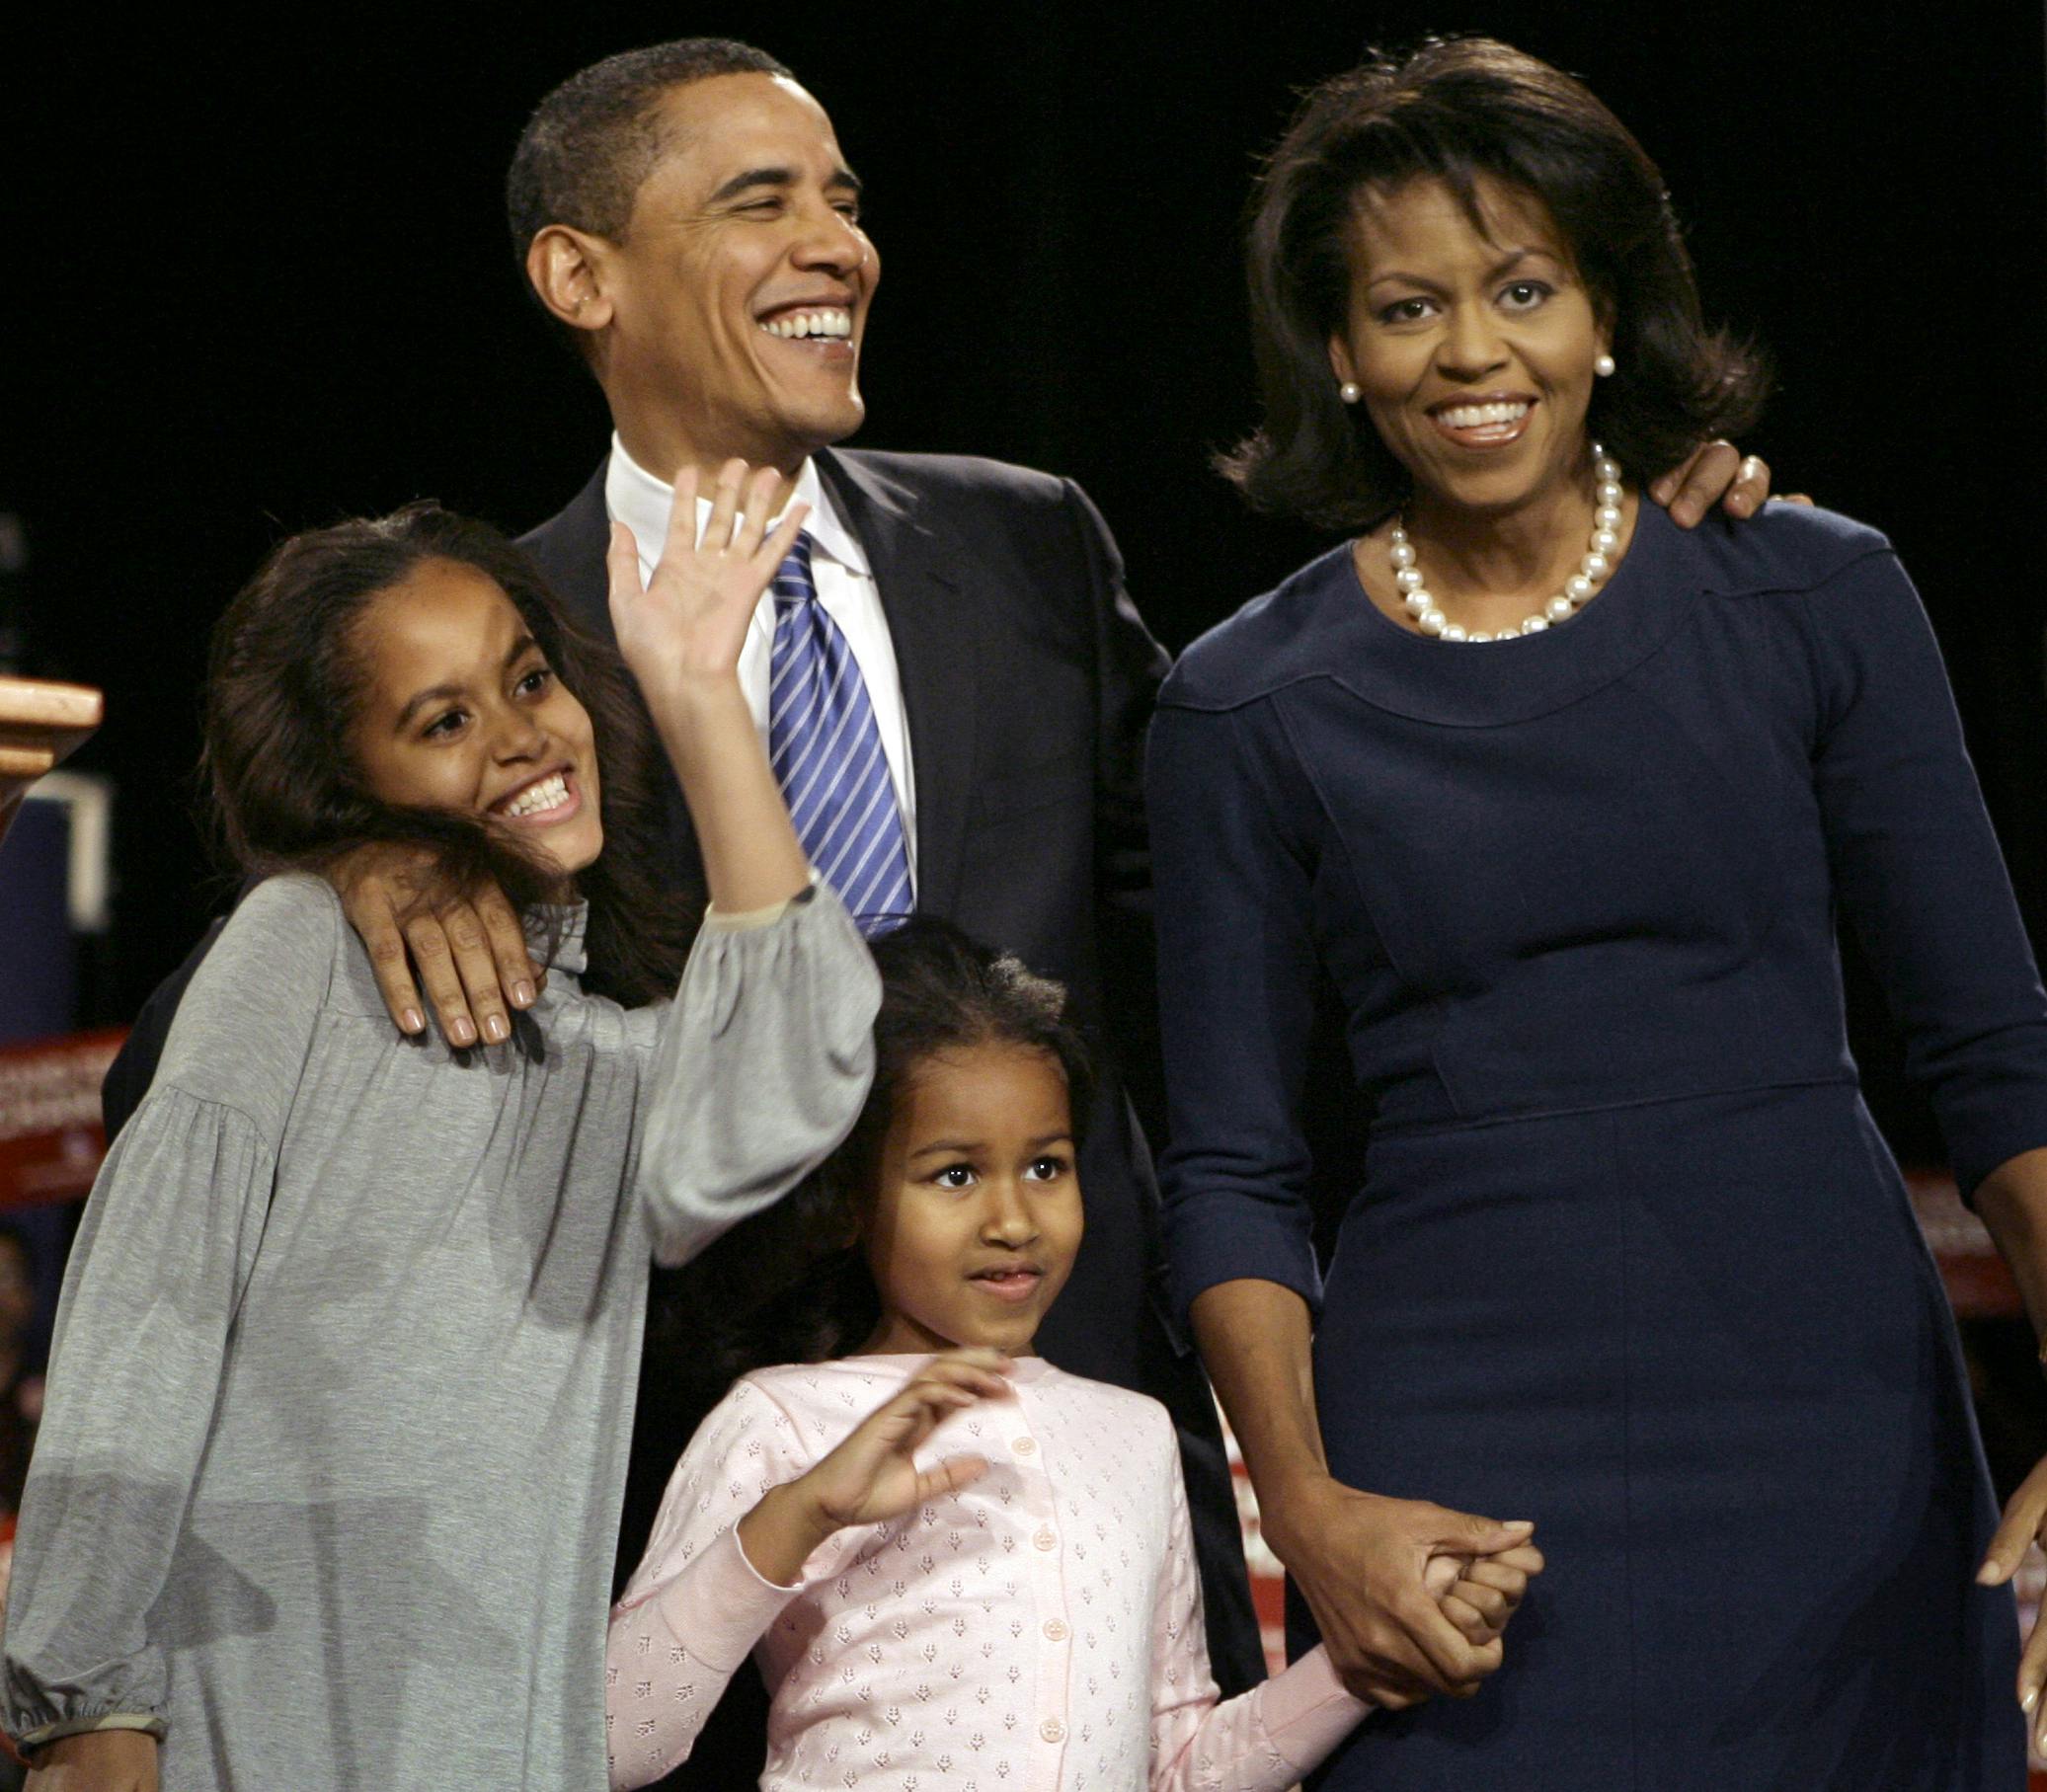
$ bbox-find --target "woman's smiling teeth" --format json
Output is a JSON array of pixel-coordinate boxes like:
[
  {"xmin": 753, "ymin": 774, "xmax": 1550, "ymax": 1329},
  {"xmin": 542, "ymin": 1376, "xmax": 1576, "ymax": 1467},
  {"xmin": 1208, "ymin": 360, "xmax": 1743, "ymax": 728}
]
[
  {"xmin": 499, "ymin": 771, "xmax": 573, "ymax": 820},
  {"xmin": 758, "ymin": 308, "xmax": 852, "ymax": 340},
  {"xmin": 1431, "ymin": 397, "xmax": 1535, "ymax": 445}
]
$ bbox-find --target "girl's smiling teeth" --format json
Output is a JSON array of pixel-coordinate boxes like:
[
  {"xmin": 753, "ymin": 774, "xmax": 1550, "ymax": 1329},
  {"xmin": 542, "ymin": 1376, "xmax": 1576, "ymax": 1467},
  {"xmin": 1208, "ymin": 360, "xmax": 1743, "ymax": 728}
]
[
  {"xmin": 969, "ymin": 1264, "xmax": 1044, "ymax": 1303},
  {"xmin": 497, "ymin": 769, "xmax": 577, "ymax": 822},
  {"xmin": 758, "ymin": 308, "xmax": 852, "ymax": 340}
]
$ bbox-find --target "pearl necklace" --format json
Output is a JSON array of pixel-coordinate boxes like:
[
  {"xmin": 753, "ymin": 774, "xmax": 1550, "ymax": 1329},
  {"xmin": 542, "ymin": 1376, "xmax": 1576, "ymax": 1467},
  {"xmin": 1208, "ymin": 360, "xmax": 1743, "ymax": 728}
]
[{"xmin": 1389, "ymin": 447, "xmax": 1623, "ymax": 643}]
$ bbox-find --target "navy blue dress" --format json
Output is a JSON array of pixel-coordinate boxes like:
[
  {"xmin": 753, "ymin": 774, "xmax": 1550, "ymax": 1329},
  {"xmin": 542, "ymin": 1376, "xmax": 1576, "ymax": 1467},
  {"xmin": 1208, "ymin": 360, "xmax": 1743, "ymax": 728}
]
[{"xmin": 1148, "ymin": 501, "xmax": 2047, "ymax": 1789}]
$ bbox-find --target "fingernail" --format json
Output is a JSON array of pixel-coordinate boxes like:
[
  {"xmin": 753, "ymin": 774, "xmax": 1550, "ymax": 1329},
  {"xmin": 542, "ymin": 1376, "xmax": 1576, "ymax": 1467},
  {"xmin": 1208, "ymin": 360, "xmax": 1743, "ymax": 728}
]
[
  {"xmin": 485, "ymin": 1014, "xmax": 511, "ymax": 1044},
  {"xmin": 512, "ymin": 980, "xmax": 537, "ymax": 1008},
  {"xmin": 2023, "ymin": 1684, "xmax": 2037, "ymax": 1712},
  {"xmin": 451, "ymin": 1018, "xmax": 478, "ymax": 1047},
  {"xmin": 400, "ymin": 1007, "xmax": 425, "ymax": 1035},
  {"xmin": 1504, "ymin": 1519, "xmax": 1535, "ymax": 1532},
  {"xmin": 1979, "ymin": 1559, "xmax": 2004, "ymax": 1586}
]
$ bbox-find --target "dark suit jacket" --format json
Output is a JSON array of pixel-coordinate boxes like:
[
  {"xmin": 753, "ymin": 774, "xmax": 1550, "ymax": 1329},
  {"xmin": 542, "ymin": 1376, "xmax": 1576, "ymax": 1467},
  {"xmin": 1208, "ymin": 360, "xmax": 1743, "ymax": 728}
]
[{"xmin": 103, "ymin": 447, "xmax": 1261, "ymax": 1786}]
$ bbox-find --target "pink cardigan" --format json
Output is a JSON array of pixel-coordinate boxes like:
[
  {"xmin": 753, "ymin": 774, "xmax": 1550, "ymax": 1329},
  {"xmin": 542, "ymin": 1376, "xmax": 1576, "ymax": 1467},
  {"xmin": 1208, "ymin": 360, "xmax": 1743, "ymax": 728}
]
[{"xmin": 607, "ymin": 1354, "xmax": 1368, "ymax": 1790}]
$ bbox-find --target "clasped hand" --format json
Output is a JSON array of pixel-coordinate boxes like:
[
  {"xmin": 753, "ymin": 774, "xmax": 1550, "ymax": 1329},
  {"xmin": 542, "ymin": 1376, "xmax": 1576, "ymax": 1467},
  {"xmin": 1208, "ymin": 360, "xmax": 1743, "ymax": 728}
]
[{"xmin": 1263, "ymin": 1477, "xmax": 1544, "ymax": 1709}]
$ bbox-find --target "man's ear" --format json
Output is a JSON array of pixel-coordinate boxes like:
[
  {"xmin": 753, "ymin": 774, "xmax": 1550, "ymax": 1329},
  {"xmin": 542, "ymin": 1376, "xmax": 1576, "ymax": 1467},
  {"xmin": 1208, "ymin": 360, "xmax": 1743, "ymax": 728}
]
[{"xmin": 526, "ymin": 225, "xmax": 616, "ymax": 337}]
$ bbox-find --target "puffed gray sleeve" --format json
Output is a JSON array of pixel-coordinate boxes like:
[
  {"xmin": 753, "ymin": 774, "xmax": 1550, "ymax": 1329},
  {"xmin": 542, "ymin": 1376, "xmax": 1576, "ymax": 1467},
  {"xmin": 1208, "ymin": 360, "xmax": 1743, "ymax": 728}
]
[
  {"xmin": 635, "ymin": 882, "xmax": 879, "ymax": 1268},
  {"xmin": 3, "ymin": 878, "xmax": 333, "ymax": 1752}
]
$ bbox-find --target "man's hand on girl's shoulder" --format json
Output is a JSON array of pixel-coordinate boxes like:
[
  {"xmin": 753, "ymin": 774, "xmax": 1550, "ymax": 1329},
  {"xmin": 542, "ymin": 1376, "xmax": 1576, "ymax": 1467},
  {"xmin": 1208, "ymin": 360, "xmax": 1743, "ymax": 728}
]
[{"xmin": 328, "ymin": 842, "xmax": 539, "ymax": 1048}]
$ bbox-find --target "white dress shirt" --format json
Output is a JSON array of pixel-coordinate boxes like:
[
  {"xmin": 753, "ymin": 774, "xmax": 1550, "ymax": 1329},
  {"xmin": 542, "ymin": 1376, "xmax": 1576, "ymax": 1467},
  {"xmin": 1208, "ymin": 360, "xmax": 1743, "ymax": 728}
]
[{"xmin": 604, "ymin": 435, "xmax": 918, "ymax": 883}]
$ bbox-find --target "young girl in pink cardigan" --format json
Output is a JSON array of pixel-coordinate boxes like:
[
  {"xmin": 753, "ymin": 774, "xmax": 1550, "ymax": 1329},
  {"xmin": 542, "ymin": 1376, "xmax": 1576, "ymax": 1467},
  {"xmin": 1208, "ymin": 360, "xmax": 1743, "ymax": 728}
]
[{"xmin": 607, "ymin": 921, "xmax": 1542, "ymax": 1790}]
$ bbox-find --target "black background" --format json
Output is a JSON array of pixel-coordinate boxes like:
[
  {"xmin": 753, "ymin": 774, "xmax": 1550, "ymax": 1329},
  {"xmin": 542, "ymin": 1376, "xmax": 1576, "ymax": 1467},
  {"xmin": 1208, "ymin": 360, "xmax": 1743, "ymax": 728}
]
[{"xmin": 11, "ymin": 2, "xmax": 2045, "ymax": 1166}]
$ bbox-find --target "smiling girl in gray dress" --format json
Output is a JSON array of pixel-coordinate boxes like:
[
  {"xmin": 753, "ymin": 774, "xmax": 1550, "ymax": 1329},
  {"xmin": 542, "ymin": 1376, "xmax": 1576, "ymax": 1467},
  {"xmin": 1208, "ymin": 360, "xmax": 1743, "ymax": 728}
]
[{"xmin": 1, "ymin": 464, "xmax": 875, "ymax": 1792}]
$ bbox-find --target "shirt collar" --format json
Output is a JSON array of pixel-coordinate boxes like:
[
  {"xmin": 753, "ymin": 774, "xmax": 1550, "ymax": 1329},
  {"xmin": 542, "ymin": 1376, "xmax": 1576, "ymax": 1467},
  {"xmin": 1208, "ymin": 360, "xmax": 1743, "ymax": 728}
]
[{"xmin": 603, "ymin": 433, "xmax": 869, "ymax": 579}]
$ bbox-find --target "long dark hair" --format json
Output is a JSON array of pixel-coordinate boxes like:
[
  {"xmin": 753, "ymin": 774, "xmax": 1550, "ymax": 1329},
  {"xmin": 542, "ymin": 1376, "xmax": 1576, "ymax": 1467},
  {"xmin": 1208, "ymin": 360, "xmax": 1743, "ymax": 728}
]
[
  {"xmin": 669, "ymin": 917, "xmax": 1097, "ymax": 1376},
  {"xmin": 1222, "ymin": 37, "xmax": 1769, "ymax": 530},
  {"xmin": 201, "ymin": 502, "xmax": 693, "ymax": 1006}
]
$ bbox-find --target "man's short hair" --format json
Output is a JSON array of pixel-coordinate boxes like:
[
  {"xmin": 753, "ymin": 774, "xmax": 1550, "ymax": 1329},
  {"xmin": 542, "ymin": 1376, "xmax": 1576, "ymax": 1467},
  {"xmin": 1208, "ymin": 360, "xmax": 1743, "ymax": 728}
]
[{"xmin": 505, "ymin": 39, "xmax": 794, "ymax": 258}]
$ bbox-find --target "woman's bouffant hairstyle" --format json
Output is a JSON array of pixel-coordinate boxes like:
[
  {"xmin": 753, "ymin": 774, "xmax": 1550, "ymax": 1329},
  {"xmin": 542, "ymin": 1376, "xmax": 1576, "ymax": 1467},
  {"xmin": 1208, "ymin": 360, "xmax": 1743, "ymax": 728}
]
[
  {"xmin": 665, "ymin": 917, "xmax": 1097, "ymax": 1378},
  {"xmin": 1222, "ymin": 37, "xmax": 1769, "ymax": 531},
  {"xmin": 201, "ymin": 503, "xmax": 693, "ymax": 1008}
]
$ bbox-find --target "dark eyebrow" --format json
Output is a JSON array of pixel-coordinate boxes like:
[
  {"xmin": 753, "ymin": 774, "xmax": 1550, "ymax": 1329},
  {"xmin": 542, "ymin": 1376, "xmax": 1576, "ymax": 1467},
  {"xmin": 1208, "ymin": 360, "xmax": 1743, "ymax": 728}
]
[
  {"xmin": 393, "ymin": 633, "xmax": 540, "ymax": 732},
  {"xmin": 1365, "ymin": 249, "xmax": 1560, "ymax": 295},
  {"xmin": 1486, "ymin": 247, "xmax": 1563, "ymax": 278},
  {"xmin": 709, "ymin": 163, "xmax": 863, "ymax": 204},
  {"xmin": 906, "ymin": 1130, "xmax": 1074, "ymax": 1162}
]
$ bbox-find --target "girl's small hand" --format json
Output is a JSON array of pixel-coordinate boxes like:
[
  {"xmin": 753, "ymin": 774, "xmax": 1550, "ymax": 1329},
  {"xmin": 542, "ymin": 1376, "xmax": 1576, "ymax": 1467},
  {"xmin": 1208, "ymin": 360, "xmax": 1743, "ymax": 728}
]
[
  {"xmin": 800, "ymin": 1349, "xmax": 1010, "ymax": 1530},
  {"xmin": 738, "ymin": 1350, "xmax": 1010, "ymax": 1587},
  {"xmin": 1432, "ymin": 1540, "xmax": 1545, "ymax": 1647},
  {"xmin": 605, "ymin": 459, "xmax": 809, "ymax": 696}
]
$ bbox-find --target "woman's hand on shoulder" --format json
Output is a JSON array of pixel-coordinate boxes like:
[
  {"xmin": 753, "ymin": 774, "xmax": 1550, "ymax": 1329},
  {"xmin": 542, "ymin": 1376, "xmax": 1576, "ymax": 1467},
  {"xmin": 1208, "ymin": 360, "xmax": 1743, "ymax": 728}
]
[
  {"xmin": 25, "ymin": 1728, "xmax": 159, "ymax": 1792},
  {"xmin": 327, "ymin": 843, "xmax": 537, "ymax": 1048},
  {"xmin": 1649, "ymin": 440, "xmax": 1811, "ymax": 528},
  {"xmin": 739, "ymin": 1350, "xmax": 1011, "ymax": 1587},
  {"xmin": 1261, "ymin": 1475, "xmax": 1535, "ymax": 1708},
  {"xmin": 606, "ymin": 460, "xmax": 808, "ymax": 704}
]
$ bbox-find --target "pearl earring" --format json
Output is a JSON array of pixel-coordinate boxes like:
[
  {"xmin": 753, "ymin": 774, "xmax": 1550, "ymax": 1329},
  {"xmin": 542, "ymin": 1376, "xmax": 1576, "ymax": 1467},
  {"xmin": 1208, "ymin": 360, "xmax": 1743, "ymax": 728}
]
[
  {"xmin": 1594, "ymin": 352, "xmax": 1616, "ymax": 378},
  {"xmin": 1339, "ymin": 381, "xmax": 1362, "ymax": 404}
]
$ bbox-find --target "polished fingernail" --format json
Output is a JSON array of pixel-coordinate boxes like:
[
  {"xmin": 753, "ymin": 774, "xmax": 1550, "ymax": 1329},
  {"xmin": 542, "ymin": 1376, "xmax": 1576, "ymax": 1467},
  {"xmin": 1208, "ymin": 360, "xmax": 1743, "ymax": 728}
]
[
  {"xmin": 1504, "ymin": 1519, "xmax": 1535, "ymax": 1532},
  {"xmin": 486, "ymin": 1014, "xmax": 511, "ymax": 1044},
  {"xmin": 2022, "ymin": 1684, "xmax": 2037, "ymax": 1712},
  {"xmin": 400, "ymin": 1007, "xmax": 425, "ymax": 1035},
  {"xmin": 512, "ymin": 980, "xmax": 537, "ymax": 1008},
  {"xmin": 450, "ymin": 1018, "xmax": 478, "ymax": 1047}
]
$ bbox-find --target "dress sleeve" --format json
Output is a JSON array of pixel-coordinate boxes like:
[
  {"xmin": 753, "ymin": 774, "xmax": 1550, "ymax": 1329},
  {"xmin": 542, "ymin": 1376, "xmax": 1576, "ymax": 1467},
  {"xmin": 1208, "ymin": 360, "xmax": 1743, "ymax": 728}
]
[
  {"xmin": 1147, "ymin": 1441, "xmax": 1370, "ymax": 1790},
  {"xmin": 634, "ymin": 882, "xmax": 879, "ymax": 1268},
  {"xmin": 605, "ymin": 1378, "xmax": 851, "ymax": 1790},
  {"xmin": 2, "ymin": 879, "xmax": 333, "ymax": 1752},
  {"xmin": 1146, "ymin": 699, "xmax": 1325, "ymax": 1320},
  {"xmin": 1802, "ymin": 551, "xmax": 2047, "ymax": 1195}
]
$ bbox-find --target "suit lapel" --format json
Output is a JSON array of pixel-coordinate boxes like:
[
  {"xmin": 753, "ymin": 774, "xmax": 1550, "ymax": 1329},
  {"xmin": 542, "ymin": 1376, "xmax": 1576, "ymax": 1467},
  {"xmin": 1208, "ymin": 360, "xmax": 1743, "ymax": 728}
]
[
  {"xmin": 516, "ymin": 461, "xmax": 614, "ymax": 639},
  {"xmin": 819, "ymin": 449, "xmax": 981, "ymax": 919}
]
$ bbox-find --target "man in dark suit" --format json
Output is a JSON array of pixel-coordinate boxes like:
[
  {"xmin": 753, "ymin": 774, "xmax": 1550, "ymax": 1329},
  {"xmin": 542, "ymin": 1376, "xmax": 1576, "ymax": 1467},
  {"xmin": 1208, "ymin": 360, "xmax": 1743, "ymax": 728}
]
[{"xmin": 499, "ymin": 39, "xmax": 1269, "ymax": 1720}]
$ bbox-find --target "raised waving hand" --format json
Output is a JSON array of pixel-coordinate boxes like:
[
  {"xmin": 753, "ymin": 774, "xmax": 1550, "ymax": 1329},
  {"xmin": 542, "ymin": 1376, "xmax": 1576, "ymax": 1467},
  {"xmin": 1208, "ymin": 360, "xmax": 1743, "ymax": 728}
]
[
  {"xmin": 606, "ymin": 458, "xmax": 813, "ymax": 916},
  {"xmin": 737, "ymin": 1349, "xmax": 1011, "ymax": 1587}
]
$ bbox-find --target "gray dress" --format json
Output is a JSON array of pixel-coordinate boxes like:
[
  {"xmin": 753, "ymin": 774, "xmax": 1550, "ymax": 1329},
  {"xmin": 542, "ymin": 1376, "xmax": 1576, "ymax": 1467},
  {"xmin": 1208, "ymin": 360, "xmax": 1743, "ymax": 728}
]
[{"xmin": 0, "ymin": 873, "xmax": 878, "ymax": 1790}]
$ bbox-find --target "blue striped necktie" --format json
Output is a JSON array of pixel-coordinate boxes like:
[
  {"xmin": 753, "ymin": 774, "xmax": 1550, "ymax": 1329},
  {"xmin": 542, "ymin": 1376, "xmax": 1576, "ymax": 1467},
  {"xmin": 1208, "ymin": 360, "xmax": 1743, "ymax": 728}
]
[{"xmin": 768, "ymin": 534, "xmax": 913, "ymax": 935}]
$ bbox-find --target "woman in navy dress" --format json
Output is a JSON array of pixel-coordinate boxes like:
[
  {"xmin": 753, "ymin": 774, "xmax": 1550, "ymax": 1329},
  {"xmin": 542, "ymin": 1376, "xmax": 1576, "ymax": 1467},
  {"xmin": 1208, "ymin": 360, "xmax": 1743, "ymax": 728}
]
[{"xmin": 1149, "ymin": 39, "xmax": 2047, "ymax": 1790}]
